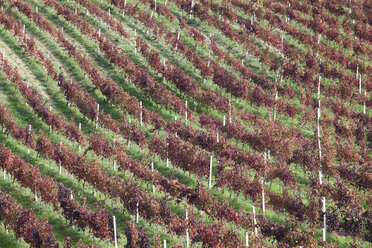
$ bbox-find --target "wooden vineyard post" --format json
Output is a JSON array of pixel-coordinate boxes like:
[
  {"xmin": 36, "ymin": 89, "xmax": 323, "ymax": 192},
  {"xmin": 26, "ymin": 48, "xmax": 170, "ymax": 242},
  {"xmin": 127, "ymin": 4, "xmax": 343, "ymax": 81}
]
[
  {"xmin": 151, "ymin": 162, "xmax": 155, "ymax": 193},
  {"xmin": 209, "ymin": 155, "xmax": 213, "ymax": 189},
  {"xmin": 253, "ymin": 205, "xmax": 258, "ymax": 236},
  {"xmin": 186, "ymin": 209, "xmax": 189, "ymax": 248},
  {"xmin": 95, "ymin": 104, "xmax": 99, "ymax": 129},
  {"xmin": 113, "ymin": 216, "xmax": 118, "ymax": 248}
]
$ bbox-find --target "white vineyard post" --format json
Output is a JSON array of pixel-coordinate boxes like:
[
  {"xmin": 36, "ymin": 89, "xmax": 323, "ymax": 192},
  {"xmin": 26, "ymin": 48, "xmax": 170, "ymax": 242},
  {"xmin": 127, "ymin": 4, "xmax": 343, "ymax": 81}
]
[
  {"xmin": 165, "ymin": 0, "xmax": 168, "ymax": 7},
  {"xmin": 274, "ymin": 91, "xmax": 278, "ymax": 120},
  {"xmin": 59, "ymin": 160, "xmax": 62, "ymax": 175},
  {"xmin": 28, "ymin": 125, "xmax": 32, "ymax": 154},
  {"xmin": 228, "ymin": 98, "xmax": 232, "ymax": 123},
  {"xmin": 359, "ymin": 74, "xmax": 362, "ymax": 94},
  {"xmin": 190, "ymin": 0, "xmax": 194, "ymax": 19},
  {"xmin": 113, "ymin": 216, "xmax": 118, "ymax": 248},
  {"xmin": 166, "ymin": 139, "xmax": 169, "ymax": 168},
  {"xmin": 245, "ymin": 231, "xmax": 249, "ymax": 247},
  {"xmin": 108, "ymin": 8, "xmax": 111, "ymax": 16},
  {"xmin": 75, "ymin": 8, "xmax": 77, "ymax": 15},
  {"xmin": 163, "ymin": 58, "xmax": 166, "ymax": 67},
  {"xmin": 319, "ymin": 170, "xmax": 322, "ymax": 185},
  {"xmin": 253, "ymin": 205, "xmax": 258, "ymax": 236},
  {"xmin": 113, "ymin": 160, "xmax": 117, "ymax": 171},
  {"xmin": 186, "ymin": 209, "xmax": 189, "ymax": 248},
  {"xmin": 356, "ymin": 63, "xmax": 359, "ymax": 80},
  {"xmin": 78, "ymin": 123, "xmax": 81, "ymax": 151},
  {"xmin": 185, "ymin": 100, "xmax": 188, "ymax": 125},
  {"xmin": 98, "ymin": 29, "xmax": 100, "ymax": 37},
  {"xmin": 95, "ymin": 104, "xmax": 99, "ymax": 129},
  {"xmin": 216, "ymin": 132, "xmax": 219, "ymax": 143},
  {"xmin": 223, "ymin": 115, "xmax": 226, "ymax": 126},
  {"xmin": 1, "ymin": 50, "xmax": 5, "ymax": 72},
  {"xmin": 134, "ymin": 30, "xmax": 137, "ymax": 54},
  {"xmin": 209, "ymin": 155, "xmax": 213, "ymax": 189},
  {"xmin": 322, "ymin": 197, "xmax": 326, "ymax": 241},
  {"xmin": 140, "ymin": 101, "xmax": 143, "ymax": 127},
  {"xmin": 70, "ymin": 191, "xmax": 73, "ymax": 200},
  {"xmin": 151, "ymin": 162, "xmax": 155, "ymax": 193},
  {"xmin": 164, "ymin": 240, "xmax": 167, "ymax": 248},
  {"xmin": 124, "ymin": 0, "xmax": 127, "ymax": 8},
  {"xmin": 136, "ymin": 202, "xmax": 139, "ymax": 223},
  {"xmin": 128, "ymin": 119, "xmax": 131, "ymax": 147},
  {"xmin": 35, "ymin": 190, "xmax": 38, "ymax": 201},
  {"xmin": 318, "ymin": 74, "xmax": 321, "ymax": 100},
  {"xmin": 363, "ymin": 90, "xmax": 366, "ymax": 114},
  {"xmin": 3, "ymin": 169, "xmax": 5, "ymax": 179}
]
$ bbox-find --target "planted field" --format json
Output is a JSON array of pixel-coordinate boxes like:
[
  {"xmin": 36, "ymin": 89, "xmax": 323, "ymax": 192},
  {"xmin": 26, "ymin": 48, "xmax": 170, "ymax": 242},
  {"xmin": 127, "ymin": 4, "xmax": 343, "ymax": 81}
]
[{"xmin": 0, "ymin": 0, "xmax": 371, "ymax": 247}]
